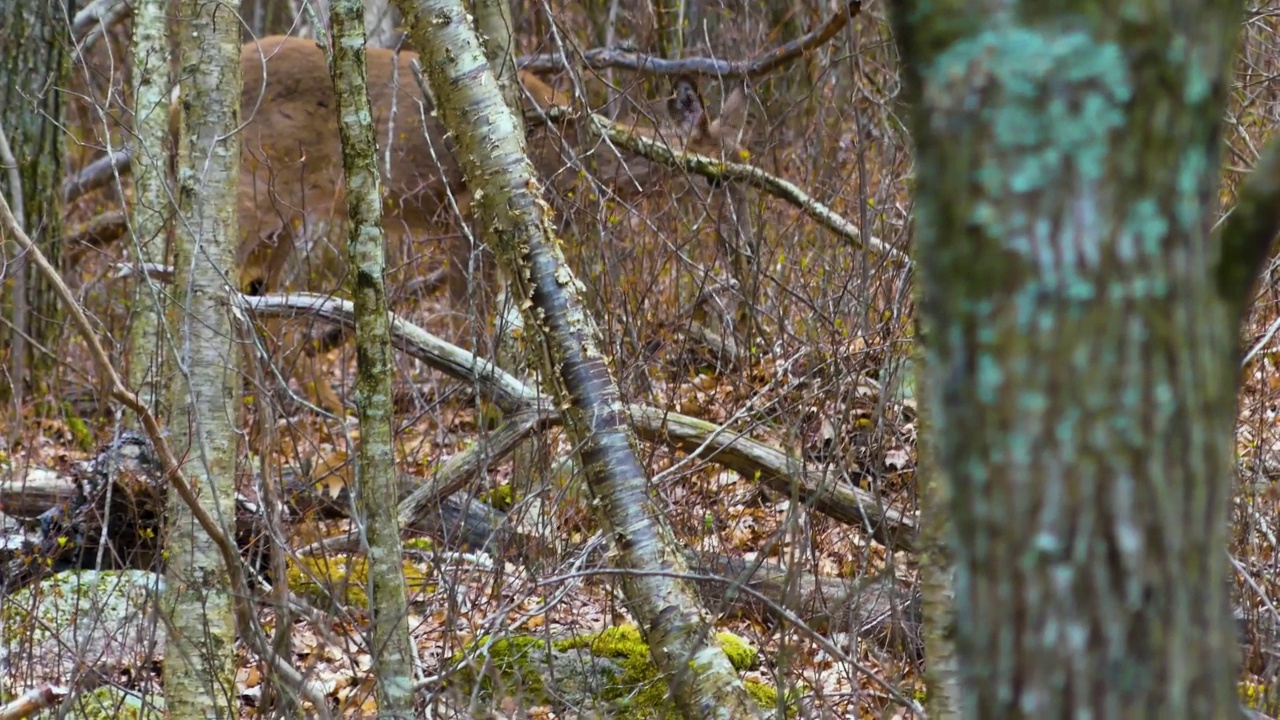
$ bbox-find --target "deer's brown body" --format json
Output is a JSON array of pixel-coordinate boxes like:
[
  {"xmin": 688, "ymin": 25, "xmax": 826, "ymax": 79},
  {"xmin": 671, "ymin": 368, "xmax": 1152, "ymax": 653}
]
[
  {"xmin": 235, "ymin": 36, "xmax": 561, "ymax": 296},
  {"xmin": 223, "ymin": 35, "xmax": 749, "ymax": 412}
]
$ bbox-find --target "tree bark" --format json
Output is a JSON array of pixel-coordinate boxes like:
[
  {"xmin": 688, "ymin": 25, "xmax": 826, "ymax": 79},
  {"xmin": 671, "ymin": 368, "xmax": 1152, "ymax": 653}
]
[
  {"xmin": 126, "ymin": 0, "xmax": 173, "ymax": 421},
  {"xmin": 327, "ymin": 3, "xmax": 418, "ymax": 716},
  {"xmin": 0, "ymin": 0, "xmax": 68, "ymax": 405},
  {"xmin": 393, "ymin": 1, "xmax": 763, "ymax": 716},
  {"xmin": 162, "ymin": 1, "xmax": 242, "ymax": 717},
  {"xmin": 889, "ymin": 3, "xmax": 1249, "ymax": 717},
  {"xmin": 913, "ymin": 346, "xmax": 961, "ymax": 716},
  {"xmin": 472, "ymin": 0, "xmax": 558, "ymax": 571},
  {"xmin": 654, "ymin": 0, "xmax": 684, "ymax": 59}
]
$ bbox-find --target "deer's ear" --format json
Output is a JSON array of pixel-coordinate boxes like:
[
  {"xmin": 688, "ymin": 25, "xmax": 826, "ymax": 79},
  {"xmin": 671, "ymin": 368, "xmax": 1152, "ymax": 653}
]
[{"xmin": 668, "ymin": 76, "xmax": 709, "ymax": 135}]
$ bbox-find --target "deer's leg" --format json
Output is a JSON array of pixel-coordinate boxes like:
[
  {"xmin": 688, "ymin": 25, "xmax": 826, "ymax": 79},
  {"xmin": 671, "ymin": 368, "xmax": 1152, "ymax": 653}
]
[{"xmin": 293, "ymin": 332, "xmax": 347, "ymax": 415}]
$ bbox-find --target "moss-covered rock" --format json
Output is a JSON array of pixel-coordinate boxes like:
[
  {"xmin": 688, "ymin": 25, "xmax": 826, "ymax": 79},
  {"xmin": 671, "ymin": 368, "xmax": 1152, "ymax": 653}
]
[
  {"xmin": 479, "ymin": 482, "xmax": 515, "ymax": 512},
  {"xmin": 453, "ymin": 623, "xmax": 789, "ymax": 718},
  {"xmin": 402, "ymin": 537, "xmax": 435, "ymax": 553},
  {"xmin": 2, "ymin": 570, "xmax": 164, "ymax": 694}
]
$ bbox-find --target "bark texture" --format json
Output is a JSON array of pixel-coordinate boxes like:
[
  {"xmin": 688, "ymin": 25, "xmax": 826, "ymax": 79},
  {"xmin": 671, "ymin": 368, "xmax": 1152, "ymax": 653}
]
[
  {"xmin": 393, "ymin": 0, "xmax": 763, "ymax": 716},
  {"xmin": 889, "ymin": 3, "xmax": 1247, "ymax": 717},
  {"xmin": 126, "ymin": 0, "xmax": 173, "ymax": 420},
  {"xmin": 162, "ymin": 1, "xmax": 242, "ymax": 717},
  {"xmin": 0, "ymin": 0, "xmax": 67, "ymax": 402},
  {"xmin": 913, "ymin": 349, "xmax": 961, "ymax": 717},
  {"xmin": 328, "ymin": 2, "xmax": 417, "ymax": 716},
  {"xmin": 654, "ymin": 0, "xmax": 685, "ymax": 59}
]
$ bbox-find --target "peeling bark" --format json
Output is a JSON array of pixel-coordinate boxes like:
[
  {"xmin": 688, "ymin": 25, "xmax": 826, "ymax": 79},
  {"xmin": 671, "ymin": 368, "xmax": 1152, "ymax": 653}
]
[{"xmin": 393, "ymin": 0, "xmax": 764, "ymax": 715}]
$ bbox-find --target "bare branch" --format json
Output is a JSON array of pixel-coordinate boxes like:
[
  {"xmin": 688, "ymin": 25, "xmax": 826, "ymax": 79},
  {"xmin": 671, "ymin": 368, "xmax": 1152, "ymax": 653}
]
[
  {"xmin": 0, "ymin": 683, "xmax": 69, "ymax": 720},
  {"xmin": 236, "ymin": 292, "xmax": 917, "ymax": 548},
  {"xmin": 587, "ymin": 114, "xmax": 910, "ymax": 267},
  {"xmin": 517, "ymin": 1, "xmax": 863, "ymax": 79},
  {"xmin": 71, "ymin": 0, "xmax": 132, "ymax": 45},
  {"xmin": 62, "ymin": 148, "xmax": 132, "ymax": 203}
]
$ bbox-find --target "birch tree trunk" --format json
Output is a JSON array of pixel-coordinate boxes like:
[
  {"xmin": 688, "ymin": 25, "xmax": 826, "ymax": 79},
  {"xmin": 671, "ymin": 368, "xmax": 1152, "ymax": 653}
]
[
  {"xmin": 472, "ymin": 0, "xmax": 558, "ymax": 548},
  {"xmin": 126, "ymin": 0, "xmax": 173, "ymax": 420},
  {"xmin": 889, "ymin": 2, "xmax": 1259, "ymax": 716},
  {"xmin": 393, "ymin": 0, "xmax": 762, "ymax": 716},
  {"xmin": 327, "ymin": 3, "xmax": 417, "ymax": 715},
  {"xmin": 470, "ymin": 0, "xmax": 525, "ymax": 351},
  {"xmin": 311, "ymin": 0, "xmax": 403, "ymax": 48},
  {"xmin": 162, "ymin": 1, "xmax": 242, "ymax": 717}
]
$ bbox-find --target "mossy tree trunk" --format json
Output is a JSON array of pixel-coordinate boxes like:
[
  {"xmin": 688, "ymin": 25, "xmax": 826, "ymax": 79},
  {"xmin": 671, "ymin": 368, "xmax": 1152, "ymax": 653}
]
[
  {"xmin": 654, "ymin": 0, "xmax": 684, "ymax": 59},
  {"xmin": 126, "ymin": 0, "xmax": 174, "ymax": 421},
  {"xmin": 327, "ymin": 2, "xmax": 417, "ymax": 716},
  {"xmin": 393, "ymin": 0, "xmax": 763, "ymax": 716},
  {"xmin": 887, "ymin": 2, "xmax": 1264, "ymax": 717},
  {"xmin": 0, "ymin": 0, "xmax": 67, "ymax": 406},
  {"xmin": 162, "ymin": 1, "xmax": 242, "ymax": 717},
  {"xmin": 912, "ymin": 351, "xmax": 961, "ymax": 717},
  {"xmin": 312, "ymin": 0, "xmax": 402, "ymax": 47}
]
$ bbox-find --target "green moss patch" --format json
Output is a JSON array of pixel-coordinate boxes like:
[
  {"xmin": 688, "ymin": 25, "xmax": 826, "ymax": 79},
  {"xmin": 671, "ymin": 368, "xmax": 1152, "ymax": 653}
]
[{"xmin": 453, "ymin": 624, "xmax": 790, "ymax": 718}]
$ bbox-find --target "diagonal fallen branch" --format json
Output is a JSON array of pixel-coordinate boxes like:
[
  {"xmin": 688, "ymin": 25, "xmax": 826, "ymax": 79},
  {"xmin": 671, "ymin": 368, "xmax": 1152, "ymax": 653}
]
[
  {"xmin": 236, "ymin": 292, "xmax": 917, "ymax": 551},
  {"xmin": 62, "ymin": 148, "xmax": 132, "ymax": 204},
  {"xmin": 586, "ymin": 113, "xmax": 911, "ymax": 268}
]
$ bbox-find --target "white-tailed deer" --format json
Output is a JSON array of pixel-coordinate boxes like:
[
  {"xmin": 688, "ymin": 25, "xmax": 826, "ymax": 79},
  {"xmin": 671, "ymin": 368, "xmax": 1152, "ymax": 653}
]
[{"xmin": 223, "ymin": 35, "xmax": 750, "ymax": 412}]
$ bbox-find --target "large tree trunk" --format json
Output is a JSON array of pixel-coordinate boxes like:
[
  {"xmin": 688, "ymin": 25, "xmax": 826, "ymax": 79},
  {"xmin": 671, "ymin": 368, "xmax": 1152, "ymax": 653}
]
[
  {"xmin": 327, "ymin": 2, "xmax": 417, "ymax": 716},
  {"xmin": 889, "ymin": 3, "xmax": 1251, "ymax": 717},
  {"xmin": 393, "ymin": 0, "xmax": 763, "ymax": 716},
  {"xmin": 162, "ymin": 1, "xmax": 242, "ymax": 717},
  {"xmin": 0, "ymin": 1, "xmax": 68, "ymax": 405}
]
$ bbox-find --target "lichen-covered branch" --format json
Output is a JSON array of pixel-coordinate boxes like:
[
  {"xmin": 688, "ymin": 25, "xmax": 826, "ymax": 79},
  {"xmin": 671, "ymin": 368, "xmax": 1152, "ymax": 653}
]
[{"xmin": 585, "ymin": 113, "xmax": 909, "ymax": 267}]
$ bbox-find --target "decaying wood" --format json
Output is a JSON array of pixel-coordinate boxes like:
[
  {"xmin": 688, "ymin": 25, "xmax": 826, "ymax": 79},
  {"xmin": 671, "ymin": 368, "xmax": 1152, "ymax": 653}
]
[{"xmin": 0, "ymin": 434, "xmax": 166, "ymax": 593}]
